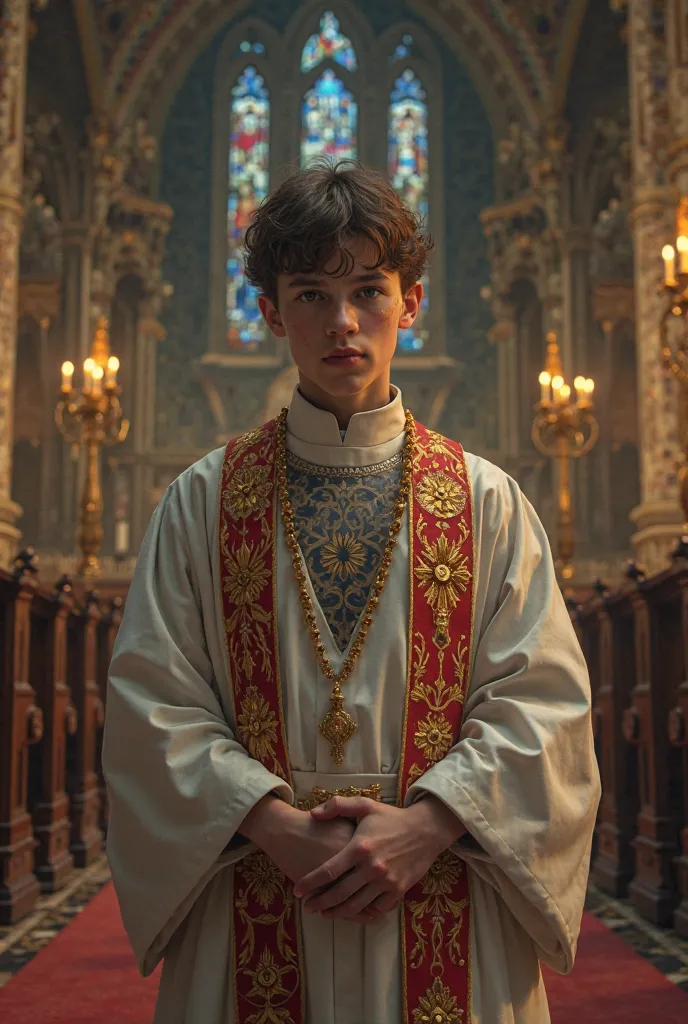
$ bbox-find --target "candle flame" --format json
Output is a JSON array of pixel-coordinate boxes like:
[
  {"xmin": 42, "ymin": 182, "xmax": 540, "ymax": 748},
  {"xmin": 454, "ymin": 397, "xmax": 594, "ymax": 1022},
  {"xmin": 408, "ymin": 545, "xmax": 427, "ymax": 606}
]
[
  {"xmin": 539, "ymin": 371, "xmax": 551, "ymax": 386},
  {"xmin": 92, "ymin": 365, "xmax": 104, "ymax": 381},
  {"xmin": 107, "ymin": 356, "xmax": 120, "ymax": 372},
  {"xmin": 61, "ymin": 361, "xmax": 74, "ymax": 376},
  {"xmin": 551, "ymin": 374, "xmax": 564, "ymax": 390}
]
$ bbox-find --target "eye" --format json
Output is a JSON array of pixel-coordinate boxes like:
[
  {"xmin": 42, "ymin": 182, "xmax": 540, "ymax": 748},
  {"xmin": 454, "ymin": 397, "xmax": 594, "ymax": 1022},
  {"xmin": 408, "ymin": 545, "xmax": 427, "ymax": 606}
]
[
  {"xmin": 296, "ymin": 291, "xmax": 321, "ymax": 303},
  {"xmin": 360, "ymin": 287, "xmax": 383, "ymax": 299}
]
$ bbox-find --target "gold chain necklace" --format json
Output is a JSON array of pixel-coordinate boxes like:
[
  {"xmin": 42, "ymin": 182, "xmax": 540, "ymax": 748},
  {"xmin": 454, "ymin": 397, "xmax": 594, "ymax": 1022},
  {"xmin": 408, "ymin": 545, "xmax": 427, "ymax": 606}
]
[{"xmin": 275, "ymin": 406, "xmax": 416, "ymax": 764}]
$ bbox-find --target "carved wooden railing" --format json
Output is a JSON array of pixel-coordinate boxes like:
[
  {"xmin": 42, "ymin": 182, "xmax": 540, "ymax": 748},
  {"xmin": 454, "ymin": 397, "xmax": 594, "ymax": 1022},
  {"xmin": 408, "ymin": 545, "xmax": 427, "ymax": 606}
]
[{"xmin": 0, "ymin": 550, "xmax": 128, "ymax": 925}]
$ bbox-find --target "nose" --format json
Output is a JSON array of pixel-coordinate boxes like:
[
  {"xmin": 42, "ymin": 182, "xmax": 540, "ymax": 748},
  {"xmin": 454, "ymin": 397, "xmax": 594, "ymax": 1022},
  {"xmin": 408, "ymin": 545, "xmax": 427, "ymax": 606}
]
[{"xmin": 325, "ymin": 300, "xmax": 359, "ymax": 337}]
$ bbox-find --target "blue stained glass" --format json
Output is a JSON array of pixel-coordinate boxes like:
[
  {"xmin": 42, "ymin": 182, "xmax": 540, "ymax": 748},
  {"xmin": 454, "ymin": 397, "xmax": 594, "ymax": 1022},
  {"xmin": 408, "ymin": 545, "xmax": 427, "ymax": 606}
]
[
  {"xmin": 301, "ymin": 11, "xmax": 357, "ymax": 73},
  {"xmin": 227, "ymin": 66, "xmax": 270, "ymax": 351},
  {"xmin": 301, "ymin": 70, "xmax": 357, "ymax": 166},
  {"xmin": 391, "ymin": 33, "xmax": 414, "ymax": 63},
  {"xmin": 388, "ymin": 69, "xmax": 429, "ymax": 352}
]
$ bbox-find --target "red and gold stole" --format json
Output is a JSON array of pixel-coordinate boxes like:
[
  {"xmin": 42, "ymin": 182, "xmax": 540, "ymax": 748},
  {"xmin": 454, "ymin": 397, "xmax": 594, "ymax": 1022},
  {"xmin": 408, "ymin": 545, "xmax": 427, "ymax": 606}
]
[{"xmin": 219, "ymin": 417, "xmax": 474, "ymax": 1024}]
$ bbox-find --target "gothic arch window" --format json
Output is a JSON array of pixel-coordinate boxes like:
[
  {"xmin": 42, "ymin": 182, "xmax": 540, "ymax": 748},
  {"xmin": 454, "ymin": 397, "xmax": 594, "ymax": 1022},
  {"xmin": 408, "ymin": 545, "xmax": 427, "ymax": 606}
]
[
  {"xmin": 388, "ymin": 67, "xmax": 429, "ymax": 351},
  {"xmin": 213, "ymin": 10, "xmax": 446, "ymax": 359},
  {"xmin": 226, "ymin": 63, "xmax": 270, "ymax": 351},
  {"xmin": 300, "ymin": 12, "xmax": 359, "ymax": 166}
]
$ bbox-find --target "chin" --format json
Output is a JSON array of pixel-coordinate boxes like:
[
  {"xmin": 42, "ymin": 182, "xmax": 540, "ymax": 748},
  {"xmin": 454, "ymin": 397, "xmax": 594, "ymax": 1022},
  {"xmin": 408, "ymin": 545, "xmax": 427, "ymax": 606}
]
[{"xmin": 314, "ymin": 373, "xmax": 374, "ymax": 397}]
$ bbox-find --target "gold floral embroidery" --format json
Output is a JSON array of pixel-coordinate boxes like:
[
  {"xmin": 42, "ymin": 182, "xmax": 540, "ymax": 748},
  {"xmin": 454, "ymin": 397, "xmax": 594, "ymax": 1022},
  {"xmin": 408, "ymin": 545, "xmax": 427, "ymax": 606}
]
[
  {"xmin": 412, "ymin": 976, "xmax": 463, "ymax": 1023},
  {"xmin": 224, "ymin": 538, "xmax": 272, "ymax": 607},
  {"xmin": 320, "ymin": 531, "xmax": 367, "ymax": 581},
  {"xmin": 414, "ymin": 712, "xmax": 454, "ymax": 763},
  {"xmin": 244, "ymin": 948, "xmax": 294, "ymax": 1020},
  {"xmin": 224, "ymin": 462, "xmax": 273, "ymax": 520},
  {"xmin": 408, "ymin": 850, "xmax": 468, "ymax": 973},
  {"xmin": 237, "ymin": 685, "xmax": 279, "ymax": 764},
  {"xmin": 415, "ymin": 532, "xmax": 471, "ymax": 615},
  {"xmin": 416, "ymin": 471, "xmax": 467, "ymax": 519},
  {"xmin": 240, "ymin": 853, "xmax": 284, "ymax": 910},
  {"xmin": 234, "ymin": 853, "xmax": 299, "ymax": 1023}
]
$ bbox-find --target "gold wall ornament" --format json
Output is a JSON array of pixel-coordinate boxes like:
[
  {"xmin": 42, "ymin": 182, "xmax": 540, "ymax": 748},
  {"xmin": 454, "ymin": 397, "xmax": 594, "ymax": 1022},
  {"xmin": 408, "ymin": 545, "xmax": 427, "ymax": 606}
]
[
  {"xmin": 532, "ymin": 331, "xmax": 599, "ymax": 584},
  {"xmin": 275, "ymin": 406, "xmax": 416, "ymax": 765},
  {"xmin": 56, "ymin": 317, "xmax": 128, "ymax": 576}
]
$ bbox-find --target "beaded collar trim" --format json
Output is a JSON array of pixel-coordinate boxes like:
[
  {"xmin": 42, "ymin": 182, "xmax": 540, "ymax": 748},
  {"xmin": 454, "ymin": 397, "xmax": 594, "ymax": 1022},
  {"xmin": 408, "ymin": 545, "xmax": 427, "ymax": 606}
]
[{"xmin": 286, "ymin": 450, "xmax": 403, "ymax": 478}]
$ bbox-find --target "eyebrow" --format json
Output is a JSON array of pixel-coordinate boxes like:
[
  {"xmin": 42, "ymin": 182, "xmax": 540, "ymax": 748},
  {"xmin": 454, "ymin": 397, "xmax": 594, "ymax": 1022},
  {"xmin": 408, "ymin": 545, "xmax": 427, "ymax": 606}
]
[{"xmin": 285, "ymin": 271, "xmax": 390, "ymax": 289}]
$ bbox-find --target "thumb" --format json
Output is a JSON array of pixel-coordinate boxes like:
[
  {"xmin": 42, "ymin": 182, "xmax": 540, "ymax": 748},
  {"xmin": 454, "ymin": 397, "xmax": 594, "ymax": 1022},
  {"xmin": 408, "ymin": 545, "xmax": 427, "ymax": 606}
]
[{"xmin": 310, "ymin": 795, "xmax": 378, "ymax": 821}]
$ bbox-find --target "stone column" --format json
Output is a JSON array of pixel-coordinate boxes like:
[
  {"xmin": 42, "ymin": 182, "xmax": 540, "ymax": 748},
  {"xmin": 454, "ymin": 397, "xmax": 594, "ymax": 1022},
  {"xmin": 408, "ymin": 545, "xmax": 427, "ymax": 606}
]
[
  {"xmin": 628, "ymin": 0, "xmax": 683, "ymax": 573},
  {"xmin": 0, "ymin": 0, "xmax": 30, "ymax": 564}
]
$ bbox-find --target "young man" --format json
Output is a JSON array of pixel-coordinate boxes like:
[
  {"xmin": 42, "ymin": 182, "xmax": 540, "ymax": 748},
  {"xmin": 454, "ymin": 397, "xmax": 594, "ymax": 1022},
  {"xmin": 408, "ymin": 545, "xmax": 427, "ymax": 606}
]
[{"xmin": 103, "ymin": 160, "xmax": 600, "ymax": 1024}]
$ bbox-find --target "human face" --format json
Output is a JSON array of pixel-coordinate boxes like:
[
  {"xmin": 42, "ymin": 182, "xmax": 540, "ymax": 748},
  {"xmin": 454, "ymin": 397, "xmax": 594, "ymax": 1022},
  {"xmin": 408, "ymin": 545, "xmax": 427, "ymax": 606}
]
[{"xmin": 258, "ymin": 236, "xmax": 422, "ymax": 425}]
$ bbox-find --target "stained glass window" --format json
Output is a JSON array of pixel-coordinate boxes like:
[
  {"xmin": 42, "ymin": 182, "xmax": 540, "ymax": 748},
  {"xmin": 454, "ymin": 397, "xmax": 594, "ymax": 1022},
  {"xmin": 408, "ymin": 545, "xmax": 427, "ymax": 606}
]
[
  {"xmin": 301, "ymin": 11, "xmax": 357, "ymax": 73},
  {"xmin": 301, "ymin": 70, "xmax": 357, "ymax": 166},
  {"xmin": 388, "ymin": 69, "xmax": 429, "ymax": 352},
  {"xmin": 235, "ymin": 39, "xmax": 265, "ymax": 57},
  {"xmin": 227, "ymin": 65, "xmax": 269, "ymax": 350},
  {"xmin": 391, "ymin": 34, "xmax": 414, "ymax": 63}
]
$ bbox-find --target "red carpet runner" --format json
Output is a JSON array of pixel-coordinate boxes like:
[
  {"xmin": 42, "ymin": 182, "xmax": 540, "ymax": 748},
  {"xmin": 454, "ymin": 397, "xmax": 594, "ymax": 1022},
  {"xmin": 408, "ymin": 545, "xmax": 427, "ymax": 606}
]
[{"xmin": 0, "ymin": 882, "xmax": 687, "ymax": 1022}]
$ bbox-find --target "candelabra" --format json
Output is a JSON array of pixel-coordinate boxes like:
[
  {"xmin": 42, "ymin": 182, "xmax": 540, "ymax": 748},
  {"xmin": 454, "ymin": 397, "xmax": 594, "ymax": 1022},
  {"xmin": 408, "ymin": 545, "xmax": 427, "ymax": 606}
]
[
  {"xmin": 56, "ymin": 317, "xmax": 128, "ymax": 576},
  {"xmin": 532, "ymin": 332, "xmax": 599, "ymax": 582},
  {"xmin": 661, "ymin": 205, "xmax": 688, "ymax": 551}
]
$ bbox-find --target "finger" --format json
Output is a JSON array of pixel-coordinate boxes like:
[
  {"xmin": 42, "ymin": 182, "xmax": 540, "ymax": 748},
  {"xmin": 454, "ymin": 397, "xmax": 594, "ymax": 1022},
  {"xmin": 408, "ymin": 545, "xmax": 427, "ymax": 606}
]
[
  {"xmin": 310, "ymin": 796, "xmax": 378, "ymax": 821},
  {"xmin": 304, "ymin": 866, "xmax": 372, "ymax": 913},
  {"xmin": 369, "ymin": 891, "xmax": 402, "ymax": 915},
  {"xmin": 321, "ymin": 882, "xmax": 386, "ymax": 920},
  {"xmin": 293, "ymin": 843, "xmax": 358, "ymax": 899}
]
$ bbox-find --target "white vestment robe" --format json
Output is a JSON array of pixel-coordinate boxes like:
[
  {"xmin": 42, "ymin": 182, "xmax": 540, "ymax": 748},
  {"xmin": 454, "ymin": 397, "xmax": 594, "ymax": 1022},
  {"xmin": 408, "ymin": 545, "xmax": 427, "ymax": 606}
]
[{"xmin": 103, "ymin": 387, "xmax": 600, "ymax": 1024}]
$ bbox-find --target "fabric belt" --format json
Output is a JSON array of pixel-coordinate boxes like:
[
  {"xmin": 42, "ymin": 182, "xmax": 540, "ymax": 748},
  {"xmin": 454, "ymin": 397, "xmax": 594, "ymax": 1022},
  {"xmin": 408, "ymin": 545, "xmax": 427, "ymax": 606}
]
[{"xmin": 291, "ymin": 771, "xmax": 398, "ymax": 810}]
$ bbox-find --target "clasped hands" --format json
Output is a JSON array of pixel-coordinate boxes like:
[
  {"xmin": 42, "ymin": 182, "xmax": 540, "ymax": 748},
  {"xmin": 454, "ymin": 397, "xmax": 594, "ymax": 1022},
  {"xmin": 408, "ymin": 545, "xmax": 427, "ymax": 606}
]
[{"xmin": 241, "ymin": 792, "xmax": 465, "ymax": 925}]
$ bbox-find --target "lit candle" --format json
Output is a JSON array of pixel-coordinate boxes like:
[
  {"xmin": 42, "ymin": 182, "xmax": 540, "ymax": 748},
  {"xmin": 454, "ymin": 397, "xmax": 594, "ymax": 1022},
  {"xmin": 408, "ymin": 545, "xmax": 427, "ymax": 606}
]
[
  {"xmin": 61, "ymin": 360, "xmax": 74, "ymax": 393},
  {"xmin": 83, "ymin": 357, "xmax": 95, "ymax": 394},
  {"xmin": 551, "ymin": 374, "xmax": 564, "ymax": 404},
  {"xmin": 584, "ymin": 378, "xmax": 595, "ymax": 404},
  {"xmin": 559, "ymin": 383, "xmax": 571, "ymax": 404},
  {"xmin": 539, "ymin": 371, "xmax": 551, "ymax": 404},
  {"xmin": 663, "ymin": 244, "xmax": 676, "ymax": 286},
  {"xmin": 106, "ymin": 355, "xmax": 120, "ymax": 389},
  {"xmin": 91, "ymin": 364, "xmax": 104, "ymax": 397},
  {"xmin": 678, "ymin": 235, "xmax": 688, "ymax": 275},
  {"xmin": 114, "ymin": 519, "xmax": 130, "ymax": 556},
  {"xmin": 574, "ymin": 375, "xmax": 586, "ymax": 406}
]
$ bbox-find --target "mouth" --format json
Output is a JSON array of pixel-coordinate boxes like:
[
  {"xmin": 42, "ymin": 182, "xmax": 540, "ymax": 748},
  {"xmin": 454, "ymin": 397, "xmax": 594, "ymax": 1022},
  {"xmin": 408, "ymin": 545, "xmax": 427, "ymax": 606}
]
[{"xmin": 323, "ymin": 348, "xmax": 366, "ymax": 367}]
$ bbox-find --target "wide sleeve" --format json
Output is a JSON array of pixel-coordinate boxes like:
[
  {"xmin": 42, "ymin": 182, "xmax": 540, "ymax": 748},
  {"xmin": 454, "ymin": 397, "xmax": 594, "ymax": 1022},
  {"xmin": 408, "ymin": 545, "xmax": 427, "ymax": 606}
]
[
  {"xmin": 405, "ymin": 463, "xmax": 601, "ymax": 974},
  {"xmin": 102, "ymin": 469, "xmax": 293, "ymax": 976}
]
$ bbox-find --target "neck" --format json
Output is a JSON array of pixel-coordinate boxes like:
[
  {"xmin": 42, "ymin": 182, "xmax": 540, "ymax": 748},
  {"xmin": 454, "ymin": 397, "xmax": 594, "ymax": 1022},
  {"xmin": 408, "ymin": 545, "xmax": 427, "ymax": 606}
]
[{"xmin": 296, "ymin": 372, "xmax": 392, "ymax": 429}]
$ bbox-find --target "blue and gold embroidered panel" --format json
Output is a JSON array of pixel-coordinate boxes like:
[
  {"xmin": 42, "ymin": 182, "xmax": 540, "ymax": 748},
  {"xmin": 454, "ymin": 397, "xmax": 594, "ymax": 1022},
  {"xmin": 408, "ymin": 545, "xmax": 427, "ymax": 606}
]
[{"xmin": 286, "ymin": 452, "xmax": 402, "ymax": 652}]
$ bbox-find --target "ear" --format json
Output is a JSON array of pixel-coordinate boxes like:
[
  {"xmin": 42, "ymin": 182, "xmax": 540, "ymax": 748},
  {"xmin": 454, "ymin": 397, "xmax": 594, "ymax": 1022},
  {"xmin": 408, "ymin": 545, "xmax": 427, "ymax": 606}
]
[
  {"xmin": 399, "ymin": 281, "xmax": 423, "ymax": 328},
  {"xmin": 258, "ymin": 294, "xmax": 288, "ymax": 338}
]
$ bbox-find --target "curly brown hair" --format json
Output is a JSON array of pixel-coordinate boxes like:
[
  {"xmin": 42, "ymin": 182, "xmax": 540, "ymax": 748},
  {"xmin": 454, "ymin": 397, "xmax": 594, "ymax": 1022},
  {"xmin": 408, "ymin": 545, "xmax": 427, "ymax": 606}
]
[{"xmin": 243, "ymin": 158, "xmax": 434, "ymax": 307}]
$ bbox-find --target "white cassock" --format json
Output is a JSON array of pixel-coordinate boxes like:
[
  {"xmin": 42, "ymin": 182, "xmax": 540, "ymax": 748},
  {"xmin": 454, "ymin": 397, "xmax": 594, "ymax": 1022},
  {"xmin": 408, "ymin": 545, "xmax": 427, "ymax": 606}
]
[{"xmin": 103, "ymin": 387, "xmax": 600, "ymax": 1024}]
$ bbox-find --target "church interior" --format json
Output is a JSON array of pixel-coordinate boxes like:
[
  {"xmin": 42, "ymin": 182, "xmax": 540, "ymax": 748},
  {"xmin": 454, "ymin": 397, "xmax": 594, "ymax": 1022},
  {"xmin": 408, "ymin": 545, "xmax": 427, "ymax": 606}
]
[{"xmin": 2, "ymin": 0, "xmax": 688, "ymax": 1019}]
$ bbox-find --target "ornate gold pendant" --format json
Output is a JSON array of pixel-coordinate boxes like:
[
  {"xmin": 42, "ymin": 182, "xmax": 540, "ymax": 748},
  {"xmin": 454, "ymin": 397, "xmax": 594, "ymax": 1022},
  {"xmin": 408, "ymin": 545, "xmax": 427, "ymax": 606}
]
[{"xmin": 319, "ymin": 690, "xmax": 357, "ymax": 765}]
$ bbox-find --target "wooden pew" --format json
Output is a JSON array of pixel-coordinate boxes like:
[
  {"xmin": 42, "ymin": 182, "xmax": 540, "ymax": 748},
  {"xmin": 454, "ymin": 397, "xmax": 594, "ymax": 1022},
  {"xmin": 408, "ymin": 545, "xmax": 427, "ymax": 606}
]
[
  {"xmin": 0, "ymin": 552, "xmax": 43, "ymax": 924},
  {"xmin": 96, "ymin": 596, "xmax": 123, "ymax": 834},
  {"xmin": 668, "ymin": 563, "xmax": 688, "ymax": 937},
  {"xmin": 622, "ymin": 565, "xmax": 683, "ymax": 926},
  {"xmin": 588, "ymin": 577, "xmax": 640, "ymax": 897},
  {"xmin": 27, "ymin": 575, "xmax": 76, "ymax": 891},
  {"xmin": 65, "ymin": 590, "xmax": 104, "ymax": 867}
]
